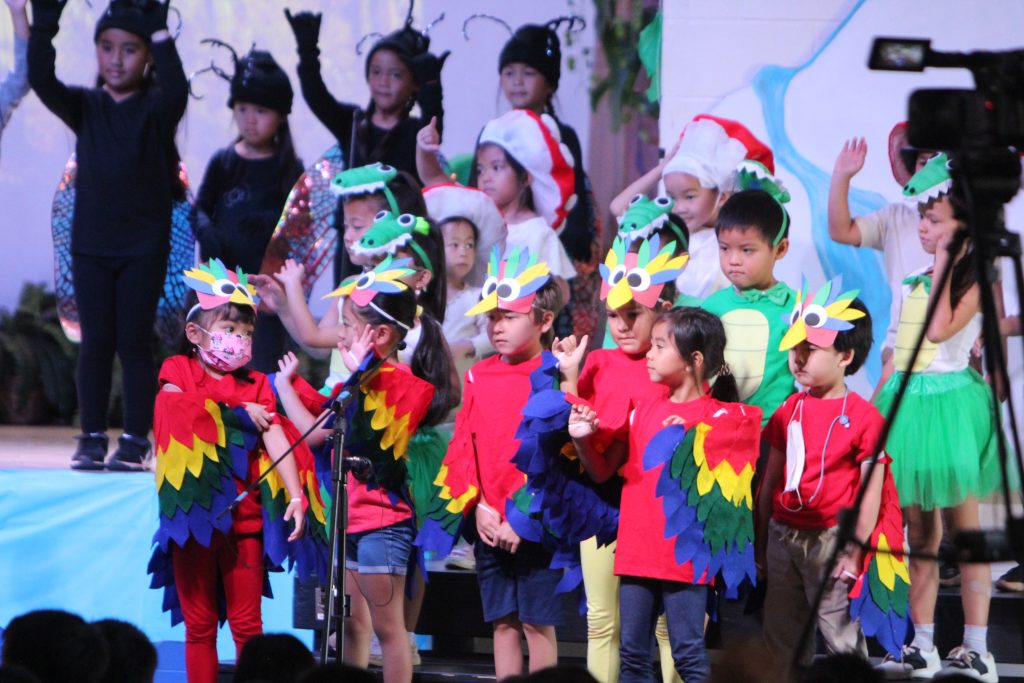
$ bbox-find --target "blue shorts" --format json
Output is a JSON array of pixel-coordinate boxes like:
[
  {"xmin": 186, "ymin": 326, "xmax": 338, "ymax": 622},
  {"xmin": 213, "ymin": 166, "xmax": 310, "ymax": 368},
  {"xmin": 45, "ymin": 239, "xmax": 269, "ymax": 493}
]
[
  {"xmin": 474, "ymin": 540, "xmax": 566, "ymax": 626},
  {"xmin": 344, "ymin": 522, "xmax": 414, "ymax": 575}
]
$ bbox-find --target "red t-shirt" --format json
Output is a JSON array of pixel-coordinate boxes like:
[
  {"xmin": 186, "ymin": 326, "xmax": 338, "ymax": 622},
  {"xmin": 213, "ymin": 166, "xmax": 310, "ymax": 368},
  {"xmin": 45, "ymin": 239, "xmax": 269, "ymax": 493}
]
[
  {"xmin": 615, "ymin": 394, "xmax": 760, "ymax": 582},
  {"xmin": 444, "ymin": 354, "xmax": 543, "ymax": 519},
  {"xmin": 577, "ymin": 348, "xmax": 667, "ymax": 455},
  {"xmin": 158, "ymin": 355, "xmax": 280, "ymax": 534},
  {"xmin": 764, "ymin": 391, "xmax": 885, "ymax": 530}
]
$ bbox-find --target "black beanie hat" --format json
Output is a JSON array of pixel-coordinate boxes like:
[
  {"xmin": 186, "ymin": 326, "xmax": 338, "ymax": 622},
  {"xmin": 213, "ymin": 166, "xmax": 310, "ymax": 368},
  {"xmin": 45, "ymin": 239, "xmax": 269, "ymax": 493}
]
[
  {"xmin": 364, "ymin": 25, "xmax": 430, "ymax": 78},
  {"xmin": 498, "ymin": 24, "xmax": 561, "ymax": 89},
  {"xmin": 94, "ymin": 0, "xmax": 155, "ymax": 43},
  {"xmin": 228, "ymin": 50, "xmax": 294, "ymax": 115}
]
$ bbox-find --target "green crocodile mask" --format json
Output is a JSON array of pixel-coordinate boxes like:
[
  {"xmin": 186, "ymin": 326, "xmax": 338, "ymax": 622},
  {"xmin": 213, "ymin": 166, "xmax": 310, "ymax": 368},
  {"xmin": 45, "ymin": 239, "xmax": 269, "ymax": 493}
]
[
  {"xmin": 902, "ymin": 152, "xmax": 951, "ymax": 205},
  {"xmin": 617, "ymin": 194, "xmax": 674, "ymax": 240},
  {"xmin": 330, "ymin": 162, "xmax": 400, "ymax": 214},
  {"xmin": 736, "ymin": 160, "xmax": 791, "ymax": 246},
  {"xmin": 353, "ymin": 210, "xmax": 434, "ymax": 272}
]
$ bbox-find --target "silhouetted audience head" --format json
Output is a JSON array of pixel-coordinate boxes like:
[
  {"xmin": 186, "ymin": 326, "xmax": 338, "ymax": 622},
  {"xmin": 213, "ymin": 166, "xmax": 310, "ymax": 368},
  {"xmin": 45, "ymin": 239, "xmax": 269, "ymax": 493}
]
[
  {"xmin": 1, "ymin": 610, "xmax": 109, "ymax": 683},
  {"xmin": 710, "ymin": 639, "xmax": 786, "ymax": 683},
  {"xmin": 234, "ymin": 633, "xmax": 316, "ymax": 683},
  {"xmin": 93, "ymin": 619, "xmax": 157, "ymax": 683},
  {"xmin": 800, "ymin": 652, "xmax": 881, "ymax": 683},
  {"xmin": 0, "ymin": 665, "xmax": 42, "ymax": 683},
  {"xmin": 298, "ymin": 663, "xmax": 377, "ymax": 683},
  {"xmin": 505, "ymin": 666, "xmax": 600, "ymax": 683}
]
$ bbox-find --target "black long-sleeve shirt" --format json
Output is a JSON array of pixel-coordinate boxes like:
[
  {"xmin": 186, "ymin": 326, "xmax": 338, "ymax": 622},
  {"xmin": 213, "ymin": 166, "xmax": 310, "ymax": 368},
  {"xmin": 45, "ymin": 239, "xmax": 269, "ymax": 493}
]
[
  {"xmin": 294, "ymin": 50, "xmax": 442, "ymax": 177},
  {"xmin": 29, "ymin": 32, "xmax": 187, "ymax": 257},
  {"xmin": 192, "ymin": 146, "xmax": 303, "ymax": 274}
]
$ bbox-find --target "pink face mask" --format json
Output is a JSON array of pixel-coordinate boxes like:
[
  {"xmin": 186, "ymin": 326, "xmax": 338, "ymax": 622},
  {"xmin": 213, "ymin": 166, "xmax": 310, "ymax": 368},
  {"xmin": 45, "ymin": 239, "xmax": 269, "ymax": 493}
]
[{"xmin": 196, "ymin": 327, "xmax": 252, "ymax": 372}]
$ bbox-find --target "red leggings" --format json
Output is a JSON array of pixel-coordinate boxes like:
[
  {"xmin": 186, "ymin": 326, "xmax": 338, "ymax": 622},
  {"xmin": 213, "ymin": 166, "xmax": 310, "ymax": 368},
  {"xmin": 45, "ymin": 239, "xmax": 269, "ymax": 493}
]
[{"xmin": 172, "ymin": 533, "xmax": 264, "ymax": 683}]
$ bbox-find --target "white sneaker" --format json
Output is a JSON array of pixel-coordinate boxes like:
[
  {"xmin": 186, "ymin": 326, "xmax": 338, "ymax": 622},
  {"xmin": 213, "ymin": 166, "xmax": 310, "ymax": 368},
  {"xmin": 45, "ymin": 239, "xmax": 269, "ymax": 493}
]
[
  {"xmin": 876, "ymin": 644, "xmax": 941, "ymax": 680},
  {"xmin": 368, "ymin": 632, "xmax": 383, "ymax": 667},
  {"xmin": 935, "ymin": 646, "xmax": 998, "ymax": 682},
  {"xmin": 409, "ymin": 631, "xmax": 422, "ymax": 667},
  {"xmin": 445, "ymin": 542, "xmax": 476, "ymax": 570}
]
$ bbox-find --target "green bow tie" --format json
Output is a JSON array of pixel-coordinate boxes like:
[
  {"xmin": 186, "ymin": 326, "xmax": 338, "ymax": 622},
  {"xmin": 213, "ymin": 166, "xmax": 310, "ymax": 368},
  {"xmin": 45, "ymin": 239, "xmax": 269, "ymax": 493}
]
[
  {"xmin": 902, "ymin": 273, "xmax": 933, "ymax": 294},
  {"xmin": 740, "ymin": 283, "xmax": 790, "ymax": 306}
]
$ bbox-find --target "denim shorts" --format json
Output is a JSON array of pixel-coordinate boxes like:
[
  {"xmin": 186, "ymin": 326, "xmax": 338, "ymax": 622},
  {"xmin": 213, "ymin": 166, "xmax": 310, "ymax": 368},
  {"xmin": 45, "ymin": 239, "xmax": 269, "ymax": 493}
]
[
  {"xmin": 344, "ymin": 522, "xmax": 414, "ymax": 575},
  {"xmin": 474, "ymin": 540, "xmax": 566, "ymax": 625}
]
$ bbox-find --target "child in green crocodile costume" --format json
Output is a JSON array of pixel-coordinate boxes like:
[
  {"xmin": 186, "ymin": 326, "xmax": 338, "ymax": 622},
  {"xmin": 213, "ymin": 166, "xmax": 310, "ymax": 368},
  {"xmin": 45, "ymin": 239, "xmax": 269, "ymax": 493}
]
[{"xmin": 700, "ymin": 162, "xmax": 796, "ymax": 429}]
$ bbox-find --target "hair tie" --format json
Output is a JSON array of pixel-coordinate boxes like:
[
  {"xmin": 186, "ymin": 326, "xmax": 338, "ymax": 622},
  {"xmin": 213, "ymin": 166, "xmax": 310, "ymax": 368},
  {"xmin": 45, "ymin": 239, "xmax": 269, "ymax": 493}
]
[{"xmin": 719, "ymin": 363, "xmax": 731, "ymax": 377}]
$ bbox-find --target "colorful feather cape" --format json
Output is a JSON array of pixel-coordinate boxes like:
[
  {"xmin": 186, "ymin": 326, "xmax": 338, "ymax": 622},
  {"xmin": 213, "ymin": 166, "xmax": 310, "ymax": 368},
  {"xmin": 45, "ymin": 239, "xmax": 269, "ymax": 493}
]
[
  {"xmin": 147, "ymin": 391, "xmax": 328, "ymax": 625},
  {"xmin": 641, "ymin": 402, "xmax": 760, "ymax": 598},
  {"xmin": 848, "ymin": 461, "xmax": 912, "ymax": 657}
]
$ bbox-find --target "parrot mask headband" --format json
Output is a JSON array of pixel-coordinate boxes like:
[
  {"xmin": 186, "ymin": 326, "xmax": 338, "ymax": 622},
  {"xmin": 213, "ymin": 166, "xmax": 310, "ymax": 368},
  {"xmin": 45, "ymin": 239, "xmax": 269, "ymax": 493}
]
[
  {"xmin": 600, "ymin": 234, "xmax": 688, "ymax": 310},
  {"xmin": 183, "ymin": 258, "xmax": 258, "ymax": 316},
  {"xmin": 779, "ymin": 275, "xmax": 865, "ymax": 351},
  {"xmin": 736, "ymin": 160, "xmax": 791, "ymax": 247},
  {"xmin": 325, "ymin": 255, "xmax": 417, "ymax": 329},
  {"xmin": 466, "ymin": 246, "xmax": 551, "ymax": 316}
]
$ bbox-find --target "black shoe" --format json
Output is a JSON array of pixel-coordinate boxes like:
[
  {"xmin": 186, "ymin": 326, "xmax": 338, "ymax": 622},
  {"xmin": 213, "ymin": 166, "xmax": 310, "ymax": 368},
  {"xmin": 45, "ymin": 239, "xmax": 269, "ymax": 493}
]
[
  {"xmin": 105, "ymin": 433, "xmax": 152, "ymax": 471},
  {"xmin": 995, "ymin": 563, "xmax": 1023, "ymax": 592},
  {"xmin": 938, "ymin": 557, "xmax": 961, "ymax": 587},
  {"xmin": 71, "ymin": 432, "xmax": 109, "ymax": 470}
]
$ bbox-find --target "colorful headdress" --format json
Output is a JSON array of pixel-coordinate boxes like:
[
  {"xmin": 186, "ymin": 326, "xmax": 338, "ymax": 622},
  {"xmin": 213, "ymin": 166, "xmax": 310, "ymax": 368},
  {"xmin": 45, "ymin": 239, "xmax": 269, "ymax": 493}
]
[
  {"xmin": 478, "ymin": 109, "xmax": 576, "ymax": 230},
  {"xmin": 183, "ymin": 259, "xmax": 258, "ymax": 312},
  {"xmin": 736, "ymin": 160, "xmax": 791, "ymax": 246},
  {"xmin": 662, "ymin": 114, "xmax": 774, "ymax": 191},
  {"xmin": 902, "ymin": 152, "xmax": 951, "ymax": 204},
  {"xmin": 325, "ymin": 255, "xmax": 416, "ymax": 307},
  {"xmin": 466, "ymin": 247, "xmax": 551, "ymax": 316},
  {"xmin": 423, "ymin": 184, "xmax": 507, "ymax": 286},
  {"xmin": 779, "ymin": 276, "xmax": 865, "ymax": 350},
  {"xmin": 600, "ymin": 234, "xmax": 688, "ymax": 310},
  {"xmin": 330, "ymin": 162, "xmax": 400, "ymax": 214},
  {"xmin": 353, "ymin": 210, "xmax": 434, "ymax": 271}
]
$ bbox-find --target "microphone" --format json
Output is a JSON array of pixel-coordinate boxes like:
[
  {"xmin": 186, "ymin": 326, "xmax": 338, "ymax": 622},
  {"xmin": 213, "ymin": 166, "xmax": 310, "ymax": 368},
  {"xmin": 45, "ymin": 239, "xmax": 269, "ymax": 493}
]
[{"xmin": 343, "ymin": 456, "xmax": 373, "ymax": 481}]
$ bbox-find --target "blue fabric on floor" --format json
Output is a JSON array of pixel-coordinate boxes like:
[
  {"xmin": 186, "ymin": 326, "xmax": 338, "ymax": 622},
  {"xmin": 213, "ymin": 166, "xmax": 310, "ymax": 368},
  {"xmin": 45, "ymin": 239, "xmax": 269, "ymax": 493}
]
[{"xmin": 0, "ymin": 469, "xmax": 310, "ymax": 664}]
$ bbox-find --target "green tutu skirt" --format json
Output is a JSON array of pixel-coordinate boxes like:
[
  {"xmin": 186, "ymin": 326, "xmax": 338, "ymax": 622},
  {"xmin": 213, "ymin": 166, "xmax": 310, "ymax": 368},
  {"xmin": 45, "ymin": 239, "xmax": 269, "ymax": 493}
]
[
  {"xmin": 875, "ymin": 368, "xmax": 1012, "ymax": 510},
  {"xmin": 406, "ymin": 425, "xmax": 451, "ymax": 526}
]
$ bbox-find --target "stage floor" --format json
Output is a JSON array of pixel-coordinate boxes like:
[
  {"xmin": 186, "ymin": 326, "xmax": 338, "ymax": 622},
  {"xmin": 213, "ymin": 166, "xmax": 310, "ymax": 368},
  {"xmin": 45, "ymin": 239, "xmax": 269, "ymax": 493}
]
[{"xmin": 2, "ymin": 426, "xmax": 1023, "ymax": 683}]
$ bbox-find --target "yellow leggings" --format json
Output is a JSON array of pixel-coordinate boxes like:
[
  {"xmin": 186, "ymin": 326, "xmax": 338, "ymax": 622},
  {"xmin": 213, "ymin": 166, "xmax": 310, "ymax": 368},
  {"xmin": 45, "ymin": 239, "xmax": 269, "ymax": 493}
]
[{"xmin": 581, "ymin": 537, "xmax": 682, "ymax": 683}]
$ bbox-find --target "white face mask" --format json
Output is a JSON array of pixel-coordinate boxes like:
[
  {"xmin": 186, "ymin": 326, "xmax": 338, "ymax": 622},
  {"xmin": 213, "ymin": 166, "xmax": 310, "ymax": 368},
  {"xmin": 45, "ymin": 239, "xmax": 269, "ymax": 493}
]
[{"xmin": 784, "ymin": 416, "xmax": 806, "ymax": 495}]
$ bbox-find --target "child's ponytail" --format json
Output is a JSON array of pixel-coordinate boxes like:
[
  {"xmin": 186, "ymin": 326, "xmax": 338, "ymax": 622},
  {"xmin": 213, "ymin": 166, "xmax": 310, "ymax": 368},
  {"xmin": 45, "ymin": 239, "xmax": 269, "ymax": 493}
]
[
  {"xmin": 661, "ymin": 307, "xmax": 738, "ymax": 403},
  {"xmin": 410, "ymin": 312, "xmax": 459, "ymax": 426}
]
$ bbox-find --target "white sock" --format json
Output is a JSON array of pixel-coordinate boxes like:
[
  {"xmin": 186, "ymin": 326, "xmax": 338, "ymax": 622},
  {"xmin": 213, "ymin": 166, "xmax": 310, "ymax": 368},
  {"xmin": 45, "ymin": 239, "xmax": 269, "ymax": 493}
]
[
  {"xmin": 912, "ymin": 623, "xmax": 935, "ymax": 651},
  {"xmin": 964, "ymin": 624, "xmax": 988, "ymax": 654}
]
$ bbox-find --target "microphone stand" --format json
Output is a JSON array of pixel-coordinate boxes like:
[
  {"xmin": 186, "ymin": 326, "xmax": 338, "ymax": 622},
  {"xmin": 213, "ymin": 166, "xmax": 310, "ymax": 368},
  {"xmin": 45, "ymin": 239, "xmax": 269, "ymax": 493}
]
[{"xmin": 320, "ymin": 344, "xmax": 401, "ymax": 667}]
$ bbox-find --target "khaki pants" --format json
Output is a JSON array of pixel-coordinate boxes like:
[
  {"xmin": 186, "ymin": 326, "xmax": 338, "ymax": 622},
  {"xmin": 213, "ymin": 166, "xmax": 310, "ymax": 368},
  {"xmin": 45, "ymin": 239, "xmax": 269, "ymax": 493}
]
[{"xmin": 763, "ymin": 519, "xmax": 867, "ymax": 666}]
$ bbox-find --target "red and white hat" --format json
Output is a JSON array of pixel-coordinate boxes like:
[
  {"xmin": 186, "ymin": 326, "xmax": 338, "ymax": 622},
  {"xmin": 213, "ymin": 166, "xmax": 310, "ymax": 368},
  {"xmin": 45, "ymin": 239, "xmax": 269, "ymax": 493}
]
[
  {"xmin": 662, "ymin": 114, "xmax": 774, "ymax": 191},
  {"xmin": 423, "ymin": 184, "xmax": 508, "ymax": 287},
  {"xmin": 478, "ymin": 109, "xmax": 577, "ymax": 230}
]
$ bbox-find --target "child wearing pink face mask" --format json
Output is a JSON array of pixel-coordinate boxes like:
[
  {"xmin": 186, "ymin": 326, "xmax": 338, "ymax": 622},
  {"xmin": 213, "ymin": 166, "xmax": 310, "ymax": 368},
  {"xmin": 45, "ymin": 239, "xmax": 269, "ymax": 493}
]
[{"xmin": 153, "ymin": 258, "xmax": 309, "ymax": 683}]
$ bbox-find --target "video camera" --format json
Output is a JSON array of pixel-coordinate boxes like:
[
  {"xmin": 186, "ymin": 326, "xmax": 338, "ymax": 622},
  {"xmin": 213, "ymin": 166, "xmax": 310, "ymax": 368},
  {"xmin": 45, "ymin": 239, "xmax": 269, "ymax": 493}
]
[{"xmin": 869, "ymin": 37, "xmax": 1024, "ymax": 204}]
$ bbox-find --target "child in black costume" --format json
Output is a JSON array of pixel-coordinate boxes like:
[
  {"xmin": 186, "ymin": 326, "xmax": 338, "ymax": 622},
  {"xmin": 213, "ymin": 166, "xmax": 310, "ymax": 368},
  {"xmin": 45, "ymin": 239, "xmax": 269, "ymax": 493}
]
[
  {"xmin": 192, "ymin": 46, "xmax": 303, "ymax": 373},
  {"xmin": 28, "ymin": 0, "xmax": 187, "ymax": 470},
  {"xmin": 284, "ymin": 5, "xmax": 448, "ymax": 285}
]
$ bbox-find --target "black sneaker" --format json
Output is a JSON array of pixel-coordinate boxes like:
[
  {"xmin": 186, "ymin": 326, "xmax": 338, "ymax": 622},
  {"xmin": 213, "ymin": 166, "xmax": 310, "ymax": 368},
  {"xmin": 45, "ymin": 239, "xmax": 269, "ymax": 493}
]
[
  {"xmin": 935, "ymin": 646, "xmax": 997, "ymax": 682},
  {"xmin": 995, "ymin": 563, "xmax": 1023, "ymax": 592},
  {"xmin": 938, "ymin": 559, "xmax": 961, "ymax": 587},
  {"xmin": 70, "ymin": 432, "xmax": 109, "ymax": 470},
  {"xmin": 105, "ymin": 433, "xmax": 152, "ymax": 471}
]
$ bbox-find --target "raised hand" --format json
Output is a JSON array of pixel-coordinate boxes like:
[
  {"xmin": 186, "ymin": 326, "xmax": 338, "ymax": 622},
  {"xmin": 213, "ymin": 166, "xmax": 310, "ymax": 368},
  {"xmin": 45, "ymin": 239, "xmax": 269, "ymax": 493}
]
[
  {"xmin": 833, "ymin": 137, "xmax": 868, "ymax": 180},
  {"xmin": 276, "ymin": 351, "xmax": 300, "ymax": 381},
  {"xmin": 417, "ymin": 116, "xmax": 441, "ymax": 153},
  {"xmin": 284, "ymin": 8, "xmax": 322, "ymax": 53},
  {"xmin": 342, "ymin": 323, "xmax": 375, "ymax": 372},
  {"xmin": 409, "ymin": 50, "xmax": 450, "ymax": 87},
  {"xmin": 249, "ymin": 274, "xmax": 285, "ymax": 313},
  {"xmin": 552, "ymin": 334, "xmax": 588, "ymax": 375},
  {"xmin": 275, "ymin": 258, "xmax": 306, "ymax": 291}
]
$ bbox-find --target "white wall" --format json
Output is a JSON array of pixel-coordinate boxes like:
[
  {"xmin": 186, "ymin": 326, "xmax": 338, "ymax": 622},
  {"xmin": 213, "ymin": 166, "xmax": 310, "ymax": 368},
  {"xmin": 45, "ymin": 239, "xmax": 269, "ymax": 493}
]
[
  {"xmin": 0, "ymin": 0, "xmax": 594, "ymax": 313},
  {"xmin": 659, "ymin": 0, "xmax": 1024, "ymax": 397}
]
